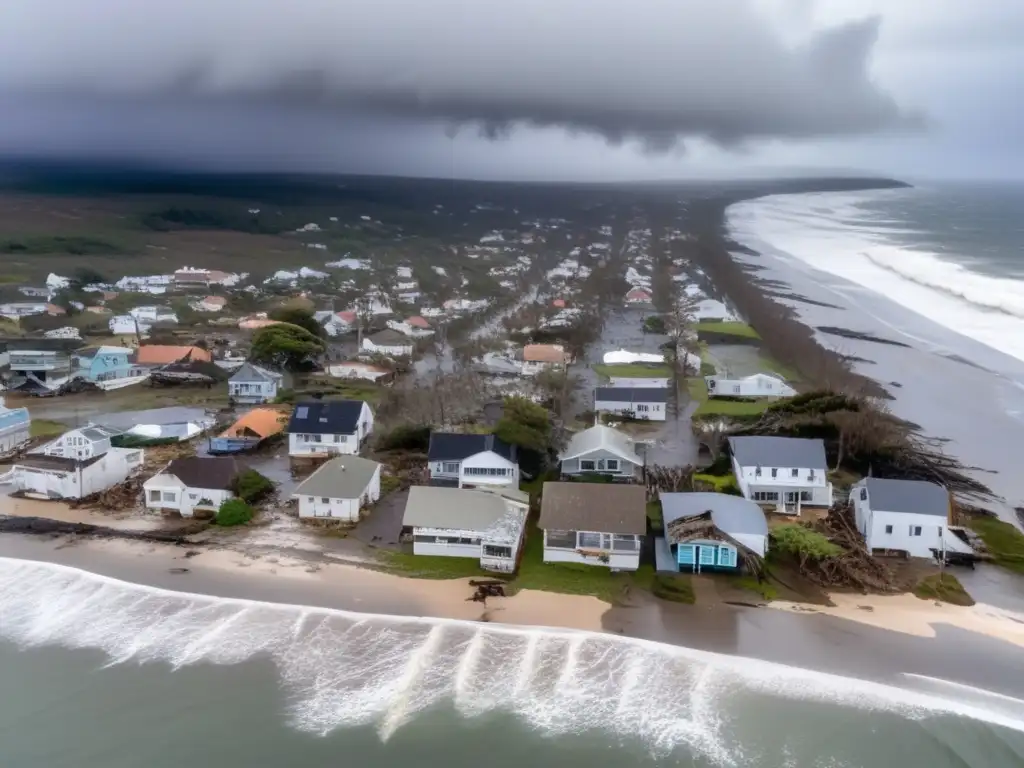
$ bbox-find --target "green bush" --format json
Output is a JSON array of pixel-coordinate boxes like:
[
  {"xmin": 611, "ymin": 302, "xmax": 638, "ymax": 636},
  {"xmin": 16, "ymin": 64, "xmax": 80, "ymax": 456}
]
[
  {"xmin": 215, "ymin": 499, "xmax": 254, "ymax": 527},
  {"xmin": 771, "ymin": 524, "xmax": 843, "ymax": 559},
  {"xmin": 273, "ymin": 388, "xmax": 296, "ymax": 404},
  {"xmin": 643, "ymin": 315, "xmax": 667, "ymax": 334},
  {"xmin": 232, "ymin": 469, "xmax": 274, "ymax": 503},
  {"xmin": 700, "ymin": 361, "xmax": 717, "ymax": 376},
  {"xmin": 376, "ymin": 424, "xmax": 431, "ymax": 452}
]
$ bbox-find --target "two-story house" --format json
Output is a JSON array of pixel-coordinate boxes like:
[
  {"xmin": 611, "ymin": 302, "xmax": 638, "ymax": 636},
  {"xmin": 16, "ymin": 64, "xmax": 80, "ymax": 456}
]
[
  {"xmin": 228, "ymin": 363, "xmax": 283, "ymax": 404},
  {"xmin": 558, "ymin": 424, "xmax": 644, "ymax": 481},
  {"xmin": 0, "ymin": 396, "xmax": 31, "ymax": 457},
  {"xmin": 6, "ymin": 338, "xmax": 78, "ymax": 393},
  {"xmin": 728, "ymin": 436, "xmax": 833, "ymax": 515},
  {"xmin": 77, "ymin": 346, "xmax": 149, "ymax": 390},
  {"xmin": 287, "ymin": 400, "xmax": 374, "ymax": 458},
  {"xmin": 427, "ymin": 433, "xmax": 519, "ymax": 489}
]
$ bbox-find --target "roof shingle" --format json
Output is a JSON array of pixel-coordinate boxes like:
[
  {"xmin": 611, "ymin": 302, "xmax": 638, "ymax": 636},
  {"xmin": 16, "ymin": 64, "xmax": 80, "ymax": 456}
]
[{"xmin": 538, "ymin": 482, "xmax": 646, "ymax": 535}]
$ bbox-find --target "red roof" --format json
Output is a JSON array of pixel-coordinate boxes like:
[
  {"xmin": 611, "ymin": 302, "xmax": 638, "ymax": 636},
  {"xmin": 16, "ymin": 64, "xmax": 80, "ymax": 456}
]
[
  {"xmin": 406, "ymin": 315, "xmax": 430, "ymax": 328},
  {"xmin": 626, "ymin": 289, "xmax": 651, "ymax": 300},
  {"xmin": 336, "ymin": 310, "xmax": 357, "ymax": 323},
  {"xmin": 45, "ymin": 304, "xmax": 66, "ymax": 315},
  {"xmin": 552, "ymin": 298, "xmax": 567, "ymax": 308}
]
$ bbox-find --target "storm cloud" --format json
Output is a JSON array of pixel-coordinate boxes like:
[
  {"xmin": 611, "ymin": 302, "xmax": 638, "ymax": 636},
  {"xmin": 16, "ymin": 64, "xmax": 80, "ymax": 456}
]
[{"xmin": 1, "ymin": 0, "xmax": 917, "ymax": 152}]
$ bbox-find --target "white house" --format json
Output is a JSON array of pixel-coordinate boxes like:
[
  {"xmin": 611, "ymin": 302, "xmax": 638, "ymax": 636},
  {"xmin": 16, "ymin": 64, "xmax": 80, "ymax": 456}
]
[
  {"xmin": 558, "ymin": 424, "xmax": 643, "ymax": 481},
  {"xmin": 228, "ymin": 363, "xmax": 283, "ymax": 404},
  {"xmin": 315, "ymin": 310, "xmax": 356, "ymax": 337},
  {"xmin": 287, "ymin": 400, "xmax": 374, "ymax": 457},
  {"xmin": 0, "ymin": 302, "xmax": 48, "ymax": 319},
  {"xmin": 594, "ymin": 387, "xmax": 668, "ymax": 421},
  {"xmin": 326, "ymin": 361, "xmax": 392, "ymax": 382},
  {"xmin": 362, "ymin": 329, "xmax": 414, "ymax": 357},
  {"xmin": 130, "ymin": 305, "xmax": 178, "ymax": 325},
  {"xmin": 538, "ymin": 482, "xmax": 646, "ymax": 571},
  {"xmin": 402, "ymin": 485, "xmax": 529, "ymax": 573},
  {"xmin": 386, "ymin": 316, "xmax": 434, "ymax": 338},
  {"xmin": 608, "ymin": 376, "xmax": 670, "ymax": 388},
  {"xmin": 292, "ymin": 455, "xmax": 382, "ymax": 521},
  {"xmin": 109, "ymin": 314, "xmax": 145, "ymax": 336},
  {"xmin": 624, "ymin": 288, "xmax": 652, "ymax": 305},
  {"xmin": 192, "ymin": 295, "xmax": 228, "ymax": 313},
  {"xmin": 852, "ymin": 477, "xmax": 971, "ymax": 559},
  {"xmin": 144, "ymin": 457, "xmax": 246, "ymax": 518},
  {"xmin": 521, "ymin": 344, "xmax": 571, "ymax": 376},
  {"xmin": 427, "ymin": 433, "xmax": 519, "ymax": 489},
  {"xmin": 694, "ymin": 298, "xmax": 735, "ymax": 322},
  {"xmin": 0, "ymin": 396, "xmax": 31, "ymax": 457},
  {"xmin": 705, "ymin": 373, "xmax": 796, "ymax": 399},
  {"xmin": 728, "ymin": 436, "xmax": 833, "ymax": 514},
  {"xmin": 116, "ymin": 274, "xmax": 172, "ymax": 293}
]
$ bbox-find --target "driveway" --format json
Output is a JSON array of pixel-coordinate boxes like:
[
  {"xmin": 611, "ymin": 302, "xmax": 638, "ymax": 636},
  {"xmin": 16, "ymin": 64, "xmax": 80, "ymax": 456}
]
[{"xmin": 352, "ymin": 488, "xmax": 408, "ymax": 549}]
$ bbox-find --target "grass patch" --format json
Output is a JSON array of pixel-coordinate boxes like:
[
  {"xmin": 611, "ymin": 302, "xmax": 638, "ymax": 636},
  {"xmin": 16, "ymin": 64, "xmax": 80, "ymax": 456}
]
[
  {"xmin": 965, "ymin": 516, "xmax": 1024, "ymax": 574},
  {"xmin": 30, "ymin": 419, "xmax": 67, "ymax": 438},
  {"xmin": 687, "ymin": 378, "xmax": 772, "ymax": 417},
  {"xmin": 913, "ymin": 573, "xmax": 975, "ymax": 606},
  {"xmin": 646, "ymin": 500, "xmax": 664, "ymax": 535},
  {"xmin": 593, "ymin": 363, "xmax": 671, "ymax": 379},
  {"xmin": 730, "ymin": 575, "xmax": 778, "ymax": 601},
  {"xmin": 696, "ymin": 320, "xmax": 760, "ymax": 339},
  {"xmin": 380, "ymin": 551, "xmax": 489, "ymax": 580},
  {"xmin": 692, "ymin": 473, "xmax": 740, "ymax": 494},
  {"xmin": 380, "ymin": 473, "xmax": 403, "ymax": 496},
  {"xmin": 758, "ymin": 354, "xmax": 800, "ymax": 383},
  {"xmin": 651, "ymin": 573, "xmax": 696, "ymax": 603}
]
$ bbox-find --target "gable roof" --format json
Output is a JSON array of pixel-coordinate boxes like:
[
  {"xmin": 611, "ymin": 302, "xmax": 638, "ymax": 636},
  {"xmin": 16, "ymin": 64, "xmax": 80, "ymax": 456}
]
[
  {"xmin": 427, "ymin": 432, "xmax": 517, "ymax": 462},
  {"xmin": 406, "ymin": 315, "xmax": 430, "ymax": 328},
  {"xmin": 595, "ymin": 387, "xmax": 669, "ymax": 404},
  {"xmin": 220, "ymin": 408, "xmax": 287, "ymax": 439},
  {"xmin": 523, "ymin": 343, "xmax": 567, "ymax": 363},
  {"xmin": 230, "ymin": 362, "xmax": 282, "ymax": 383},
  {"xmin": 402, "ymin": 485, "xmax": 527, "ymax": 532},
  {"xmin": 292, "ymin": 455, "xmax": 381, "ymax": 500},
  {"xmin": 862, "ymin": 477, "xmax": 949, "ymax": 518},
  {"xmin": 136, "ymin": 345, "xmax": 212, "ymax": 365},
  {"xmin": 728, "ymin": 436, "xmax": 827, "ymax": 470},
  {"xmin": 287, "ymin": 400, "xmax": 367, "ymax": 435},
  {"xmin": 661, "ymin": 492, "xmax": 768, "ymax": 538},
  {"xmin": 336, "ymin": 310, "xmax": 357, "ymax": 323},
  {"xmin": 559, "ymin": 425, "xmax": 641, "ymax": 465},
  {"xmin": 538, "ymin": 482, "xmax": 646, "ymax": 535},
  {"xmin": 367, "ymin": 329, "xmax": 412, "ymax": 346},
  {"xmin": 159, "ymin": 457, "xmax": 247, "ymax": 490}
]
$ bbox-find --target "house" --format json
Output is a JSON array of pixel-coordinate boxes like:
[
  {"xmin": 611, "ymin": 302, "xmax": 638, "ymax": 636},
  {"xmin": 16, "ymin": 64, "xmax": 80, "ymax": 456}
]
[
  {"xmin": 602, "ymin": 349, "xmax": 664, "ymax": 365},
  {"xmin": 608, "ymin": 376, "xmax": 670, "ymax": 389},
  {"xmin": 45, "ymin": 304, "xmax": 67, "ymax": 316},
  {"xmin": 852, "ymin": 477, "xmax": 971, "ymax": 559},
  {"xmin": 362, "ymin": 329, "xmax": 414, "ymax": 357},
  {"xmin": 624, "ymin": 288, "xmax": 652, "ymax": 305},
  {"xmin": 326, "ymin": 361, "xmax": 393, "ymax": 383},
  {"xmin": 43, "ymin": 326, "xmax": 81, "ymax": 340},
  {"xmin": 109, "ymin": 314, "xmax": 144, "ymax": 336},
  {"xmin": 19, "ymin": 286, "xmax": 50, "ymax": 298},
  {"xmin": 538, "ymin": 482, "xmax": 645, "ymax": 571},
  {"xmin": 228, "ymin": 363, "xmax": 283, "ymax": 404},
  {"xmin": 136, "ymin": 345, "xmax": 213, "ymax": 367},
  {"xmin": 129, "ymin": 305, "xmax": 178, "ymax": 325},
  {"xmin": 5, "ymin": 338, "xmax": 78, "ymax": 392},
  {"xmin": 78, "ymin": 345, "xmax": 148, "ymax": 390},
  {"xmin": 210, "ymin": 407, "xmax": 286, "ymax": 454},
  {"xmin": 558, "ymin": 424, "xmax": 643, "ymax": 481},
  {"xmin": 0, "ymin": 396, "xmax": 31, "ymax": 457},
  {"xmin": 521, "ymin": 344, "xmax": 571, "ymax": 376},
  {"xmin": 115, "ymin": 274, "xmax": 172, "ymax": 294},
  {"xmin": 660, "ymin": 492, "xmax": 768, "ymax": 572},
  {"xmin": 694, "ymin": 298, "xmax": 735, "ymax": 322},
  {"xmin": 287, "ymin": 399, "xmax": 374, "ymax": 458},
  {"xmin": 427, "ymin": 433, "xmax": 519, "ymax": 489},
  {"xmin": 193, "ymin": 295, "xmax": 227, "ymax": 313},
  {"xmin": 292, "ymin": 455, "xmax": 382, "ymax": 521},
  {"xmin": 12, "ymin": 426, "xmax": 143, "ymax": 500},
  {"xmin": 316, "ymin": 310, "xmax": 356, "ymax": 337},
  {"xmin": 705, "ymin": 373, "xmax": 796, "ymax": 399},
  {"xmin": 96, "ymin": 406, "xmax": 214, "ymax": 443},
  {"xmin": 728, "ymin": 436, "xmax": 833, "ymax": 514},
  {"xmin": 401, "ymin": 485, "xmax": 529, "ymax": 573},
  {"xmin": 144, "ymin": 456, "xmax": 246, "ymax": 517},
  {"xmin": 386, "ymin": 316, "xmax": 434, "ymax": 338},
  {"xmin": 594, "ymin": 387, "xmax": 668, "ymax": 421},
  {"xmin": 0, "ymin": 302, "xmax": 48, "ymax": 319}
]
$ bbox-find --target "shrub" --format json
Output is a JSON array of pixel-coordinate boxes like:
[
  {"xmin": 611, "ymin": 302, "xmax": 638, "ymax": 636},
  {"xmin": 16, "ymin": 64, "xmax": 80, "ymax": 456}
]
[
  {"xmin": 376, "ymin": 424, "xmax": 431, "ymax": 453},
  {"xmin": 273, "ymin": 388, "xmax": 296, "ymax": 404},
  {"xmin": 771, "ymin": 524, "xmax": 843, "ymax": 560},
  {"xmin": 643, "ymin": 315, "xmax": 667, "ymax": 334},
  {"xmin": 232, "ymin": 470, "xmax": 274, "ymax": 503},
  {"xmin": 215, "ymin": 499, "xmax": 254, "ymax": 527}
]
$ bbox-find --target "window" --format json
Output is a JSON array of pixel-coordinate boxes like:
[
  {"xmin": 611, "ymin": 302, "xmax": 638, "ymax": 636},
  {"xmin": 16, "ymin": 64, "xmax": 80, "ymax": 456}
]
[
  {"xmin": 910, "ymin": 526, "xmax": 923, "ymax": 537},
  {"xmin": 464, "ymin": 467, "xmax": 509, "ymax": 477},
  {"xmin": 546, "ymin": 530, "xmax": 576, "ymax": 549},
  {"xmin": 483, "ymin": 544, "xmax": 512, "ymax": 559},
  {"xmin": 149, "ymin": 490, "xmax": 160, "ymax": 502},
  {"xmin": 605, "ymin": 459, "xmax": 620, "ymax": 472},
  {"xmin": 321, "ymin": 497, "xmax": 330, "ymax": 504},
  {"xmin": 442, "ymin": 462, "xmax": 460, "ymax": 474},
  {"xmin": 860, "ymin": 488, "xmax": 867, "ymax": 501},
  {"xmin": 162, "ymin": 492, "xmax": 176, "ymax": 502},
  {"xmin": 296, "ymin": 406, "xmax": 309, "ymax": 419},
  {"xmin": 580, "ymin": 460, "xmax": 596, "ymax": 471},
  {"xmin": 799, "ymin": 491, "xmax": 812, "ymax": 502},
  {"xmin": 413, "ymin": 534, "xmax": 437, "ymax": 544},
  {"xmin": 791, "ymin": 468, "xmax": 799, "ymax": 477},
  {"xmin": 579, "ymin": 532, "xmax": 610, "ymax": 549},
  {"xmin": 771, "ymin": 468, "xmax": 777, "ymax": 478},
  {"xmin": 612, "ymin": 535, "xmax": 638, "ymax": 551},
  {"xmin": 752, "ymin": 491, "xmax": 779, "ymax": 502},
  {"xmin": 884, "ymin": 525, "xmax": 893, "ymax": 534},
  {"xmin": 637, "ymin": 404, "xmax": 649, "ymax": 413},
  {"xmin": 754, "ymin": 467, "xmax": 761, "ymax": 477}
]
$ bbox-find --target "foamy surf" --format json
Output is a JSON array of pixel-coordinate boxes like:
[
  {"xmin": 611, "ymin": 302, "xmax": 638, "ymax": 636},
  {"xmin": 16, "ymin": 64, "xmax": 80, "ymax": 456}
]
[{"xmin": 1, "ymin": 557, "xmax": 1023, "ymax": 762}]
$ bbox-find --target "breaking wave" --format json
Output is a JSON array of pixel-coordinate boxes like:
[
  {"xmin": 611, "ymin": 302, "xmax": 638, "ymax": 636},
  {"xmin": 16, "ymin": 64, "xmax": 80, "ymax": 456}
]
[{"xmin": 2, "ymin": 557, "xmax": 1023, "ymax": 762}]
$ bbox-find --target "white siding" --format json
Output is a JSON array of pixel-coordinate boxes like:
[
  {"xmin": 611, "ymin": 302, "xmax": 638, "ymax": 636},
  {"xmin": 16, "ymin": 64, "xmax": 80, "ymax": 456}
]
[
  {"xmin": 543, "ymin": 547, "xmax": 640, "ymax": 571},
  {"xmin": 143, "ymin": 474, "xmax": 234, "ymax": 517},
  {"xmin": 296, "ymin": 465, "xmax": 381, "ymax": 521},
  {"xmin": 608, "ymin": 377, "xmax": 670, "ymax": 388},
  {"xmin": 288, "ymin": 432, "xmax": 358, "ymax": 456},
  {"xmin": 16, "ymin": 448, "xmax": 143, "ymax": 500},
  {"xmin": 594, "ymin": 400, "xmax": 667, "ymax": 422},
  {"xmin": 459, "ymin": 450, "xmax": 519, "ymax": 488},
  {"xmin": 731, "ymin": 455, "xmax": 833, "ymax": 512},
  {"xmin": 413, "ymin": 540, "xmax": 482, "ymax": 559}
]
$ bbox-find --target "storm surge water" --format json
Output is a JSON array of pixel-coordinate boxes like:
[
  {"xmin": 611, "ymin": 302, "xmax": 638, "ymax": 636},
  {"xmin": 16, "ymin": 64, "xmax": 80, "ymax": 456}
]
[
  {"xmin": 727, "ymin": 183, "xmax": 1024, "ymax": 363},
  {"xmin": 2, "ymin": 558, "xmax": 1024, "ymax": 767}
]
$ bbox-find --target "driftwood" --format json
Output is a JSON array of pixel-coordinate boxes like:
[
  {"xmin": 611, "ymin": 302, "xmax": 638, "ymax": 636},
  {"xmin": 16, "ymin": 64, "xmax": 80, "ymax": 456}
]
[
  {"xmin": 467, "ymin": 580, "xmax": 506, "ymax": 602},
  {"xmin": 796, "ymin": 506, "xmax": 899, "ymax": 592},
  {"xmin": 0, "ymin": 515, "xmax": 191, "ymax": 545}
]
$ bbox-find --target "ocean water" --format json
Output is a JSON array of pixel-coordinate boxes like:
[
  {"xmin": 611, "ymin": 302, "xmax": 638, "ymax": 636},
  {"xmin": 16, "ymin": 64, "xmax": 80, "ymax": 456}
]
[
  {"xmin": 727, "ymin": 183, "xmax": 1024, "ymax": 363},
  {"xmin": 2, "ymin": 558, "xmax": 1024, "ymax": 767}
]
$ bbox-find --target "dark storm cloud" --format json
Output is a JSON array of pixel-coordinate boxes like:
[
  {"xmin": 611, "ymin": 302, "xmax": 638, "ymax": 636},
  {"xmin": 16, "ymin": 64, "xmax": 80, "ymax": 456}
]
[{"xmin": 0, "ymin": 0, "xmax": 919, "ymax": 150}]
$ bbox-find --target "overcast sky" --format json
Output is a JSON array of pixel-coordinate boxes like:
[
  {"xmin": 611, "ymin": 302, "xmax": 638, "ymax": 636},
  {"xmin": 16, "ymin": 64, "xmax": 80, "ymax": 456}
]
[{"xmin": 0, "ymin": 0, "xmax": 1020, "ymax": 181}]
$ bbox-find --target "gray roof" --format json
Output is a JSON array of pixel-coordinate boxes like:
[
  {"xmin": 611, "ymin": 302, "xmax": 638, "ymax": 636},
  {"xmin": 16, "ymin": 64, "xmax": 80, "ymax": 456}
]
[
  {"xmin": 230, "ymin": 362, "xmax": 281, "ymax": 383},
  {"xmin": 661, "ymin": 492, "xmax": 768, "ymax": 537},
  {"xmin": 595, "ymin": 387, "xmax": 669, "ymax": 404},
  {"xmin": 728, "ymin": 436, "xmax": 827, "ymax": 470},
  {"xmin": 402, "ymin": 485, "xmax": 528, "ymax": 531},
  {"xmin": 862, "ymin": 477, "xmax": 949, "ymax": 517},
  {"xmin": 292, "ymin": 456, "xmax": 381, "ymax": 500},
  {"xmin": 96, "ymin": 407, "xmax": 210, "ymax": 430},
  {"xmin": 559, "ymin": 425, "xmax": 641, "ymax": 466},
  {"xmin": 367, "ymin": 329, "xmax": 412, "ymax": 345},
  {"xmin": 538, "ymin": 482, "xmax": 646, "ymax": 535}
]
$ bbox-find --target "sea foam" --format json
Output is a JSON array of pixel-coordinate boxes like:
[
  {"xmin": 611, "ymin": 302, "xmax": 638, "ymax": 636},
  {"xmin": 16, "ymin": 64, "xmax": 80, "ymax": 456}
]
[{"xmin": 1, "ymin": 557, "xmax": 1023, "ymax": 762}]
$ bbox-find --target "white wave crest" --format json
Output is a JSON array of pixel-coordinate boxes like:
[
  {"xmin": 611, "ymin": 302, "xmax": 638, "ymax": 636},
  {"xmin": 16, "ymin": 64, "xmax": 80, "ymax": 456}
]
[{"xmin": 2, "ymin": 557, "xmax": 1023, "ymax": 761}]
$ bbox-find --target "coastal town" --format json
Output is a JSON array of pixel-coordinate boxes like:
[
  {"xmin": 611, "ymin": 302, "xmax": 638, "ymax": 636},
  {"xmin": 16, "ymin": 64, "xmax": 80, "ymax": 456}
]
[{"xmin": 1, "ymin": 175, "xmax": 1022, "ymax": 625}]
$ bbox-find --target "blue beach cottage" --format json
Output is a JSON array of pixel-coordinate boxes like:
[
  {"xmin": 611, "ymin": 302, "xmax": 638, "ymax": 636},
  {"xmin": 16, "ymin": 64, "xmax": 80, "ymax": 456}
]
[
  {"xmin": 77, "ymin": 345, "xmax": 148, "ymax": 390},
  {"xmin": 0, "ymin": 396, "xmax": 31, "ymax": 457},
  {"xmin": 659, "ymin": 492, "xmax": 768, "ymax": 573}
]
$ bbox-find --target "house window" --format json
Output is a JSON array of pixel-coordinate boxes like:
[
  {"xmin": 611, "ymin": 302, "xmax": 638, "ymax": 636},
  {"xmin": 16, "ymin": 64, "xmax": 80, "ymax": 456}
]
[
  {"xmin": 752, "ymin": 491, "xmax": 779, "ymax": 502},
  {"xmin": 884, "ymin": 525, "xmax": 893, "ymax": 534},
  {"xmin": 612, "ymin": 535, "xmax": 638, "ymax": 551},
  {"xmin": 800, "ymin": 491, "xmax": 812, "ymax": 502},
  {"xmin": 860, "ymin": 489, "xmax": 867, "ymax": 501},
  {"xmin": 791, "ymin": 468, "xmax": 799, "ymax": 477},
  {"xmin": 483, "ymin": 544, "xmax": 512, "ymax": 559},
  {"xmin": 465, "ymin": 467, "xmax": 509, "ymax": 477},
  {"xmin": 580, "ymin": 460, "xmax": 596, "ymax": 471},
  {"xmin": 909, "ymin": 526, "xmax": 923, "ymax": 537},
  {"xmin": 162, "ymin": 492, "xmax": 176, "ymax": 502},
  {"xmin": 442, "ymin": 462, "xmax": 460, "ymax": 474},
  {"xmin": 771, "ymin": 468, "xmax": 777, "ymax": 478},
  {"xmin": 637, "ymin": 404, "xmax": 649, "ymax": 413},
  {"xmin": 307, "ymin": 497, "xmax": 315, "ymax": 503},
  {"xmin": 149, "ymin": 490, "xmax": 160, "ymax": 502},
  {"xmin": 321, "ymin": 497, "xmax": 330, "ymax": 504},
  {"xmin": 546, "ymin": 530, "xmax": 576, "ymax": 549},
  {"xmin": 754, "ymin": 467, "xmax": 761, "ymax": 477},
  {"xmin": 578, "ymin": 532, "xmax": 610, "ymax": 550},
  {"xmin": 605, "ymin": 459, "xmax": 620, "ymax": 472},
  {"xmin": 414, "ymin": 534, "xmax": 437, "ymax": 544}
]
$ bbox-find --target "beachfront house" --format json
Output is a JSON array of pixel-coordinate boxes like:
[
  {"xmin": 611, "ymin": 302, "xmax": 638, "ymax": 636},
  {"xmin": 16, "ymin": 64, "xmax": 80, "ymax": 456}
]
[
  {"xmin": 558, "ymin": 424, "xmax": 643, "ymax": 481},
  {"xmin": 851, "ymin": 477, "xmax": 972, "ymax": 560},
  {"xmin": 0, "ymin": 396, "xmax": 31, "ymax": 457},
  {"xmin": 659, "ymin": 492, "xmax": 768, "ymax": 573},
  {"xmin": 538, "ymin": 482, "xmax": 646, "ymax": 571},
  {"xmin": 144, "ymin": 457, "xmax": 246, "ymax": 518},
  {"xmin": 292, "ymin": 455, "xmax": 382, "ymax": 522},
  {"xmin": 427, "ymin": 432, "xmax": 519, "ymax": 489},
  {"xmin": 5, "ymin": 338, "xmax": 77, "ymax": 393},
  {"xmin": 77, "ymin": 345, "xmax": 149, "ymax": 390},
  {"xmin": 386, "ymin": 316, "xmax": 434, "ymax": 338},
  {"xmin": 520, "ymin": 344, "xmax": 571, "ymax": 376},
  {"xmin": 594, "ymin": 387, "xmax": 668, "ymax": 422},
  {"xmin": 11, "ymin": 426, "xmax": 143, "ymax": 500},
  {"xmin": 228, "ymin": 363, "xmax": 283, "ymax": 404},
  {"xmin": 361, "ymin": 329, "xmax": 414, "ymax": 357},
  {"xmin": 705, "ymin": 373, "xmax": 796, "ymax": 399},
  {"xmin": 401, "ymin": 485, "xmax": 529, "ymax": 573},
  {"xmin": 287, "ymin": 399, "xmax": 374, "ymax": 458},
  {"xmin": 728, "ymin": 436, "xmax": 833, "ymax": 515},
  {"xmin": 209, "ymin": 408, "xmax": 286, "ymax": 454}
]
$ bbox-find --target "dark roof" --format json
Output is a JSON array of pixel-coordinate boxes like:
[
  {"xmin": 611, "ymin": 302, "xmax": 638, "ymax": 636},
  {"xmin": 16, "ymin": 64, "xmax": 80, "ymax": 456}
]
[
  {"xmin": 287, "ymin": 400, "xmax": 366, "ymax": 435},
  {"xmin": 17, "ymin": 454, "xmax": 105, "ymax": 471},
  {"xmin": 862, "ymin": 477, "xmax": 949, "ymax": 518},
  {"xmin": 728, "ymin": 436, "xmax": 827, "ymax": 470},
  {"xmin": 367, "ymin": 329, "xmax": 412, "ymax": 345},
  {"xmin": 594, "ymin": 387, "xmax": 669, "ymax": 404},
  {"xmin": 427, "ymin": 432, "xmax": 517, "ymax": 462},
  {"xmin": 162, "ymin": 457, "xmax": 247, "ymax": 490},
  {"xmin": 538, "ymin": 482, "xmax": 646, "ymax": 535}
]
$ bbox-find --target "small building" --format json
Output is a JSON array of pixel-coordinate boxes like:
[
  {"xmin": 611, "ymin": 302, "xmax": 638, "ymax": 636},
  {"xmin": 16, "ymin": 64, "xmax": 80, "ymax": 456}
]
[
  {"xmin": 401, "ymin": 485, "xmax": 529, "ymax": 573},
  {"xmin": 386, "ymin": 316, "xmax": 434, "ymax": 338},
  {"xmin": 0, "ymin": 302, "xmax": 48, "ymax": 320},
  {"xmin": 694, "ymin": 298, "xmax": 734, "ymax": 322},
  {"xmin": 326, "ymin": 361, "xmax": 392, "ymax": 383},
  {"xmin": 129, "ymin": 305, "xmax": 178, "ymax": 325},
  {"xmin": 5, "ymin": 338, "xmax": 78, "ymax": 393},
  {"xmin": 852, "ymin": 477, "xmax": 971, "ymax": 559},
  {"xmin": 538, "ymin": 482, "xmax": 646, "ymax": 571},
  {"xmin": 287, "ymin": 399, "xmax": 374, "ymax": 458},
  {"xmin": 209, "ymin": 407, "xmax": 286, "ymax": 454},
  {"xmin": 95, "ymin": 407, "xmax": 214, "ymax": 443},
  {"xmin": 78, "ymin": 345, "xmax": 149, "ymax": 390},
  {"xmin": 316, "ymin": 310, "xmax": 356, "ymax": 337},
  {"xmin": 361, "ymin": 329, "xmax": 414, "ymax": 357},
  {"xmin": 109, "ymin": 314, "xmax": 145, "ymax": 336},
  {"xmin": 660, "ymin": 492, "xmax": 768, "ymax": 572},
  {"xmin": 193, "ymin": 295, "xmax": 228, "ymax": 313},
  {"xmin": 292, "ymin": 455, "xmax": 382, "ymax": 521},
  {"xmin": 608, "ymin": 376, "xmax": 670, "ymax": 389},
  {"xmin": 521, "ymin": 344, "xmax": 571, "ymax": 376},
  {"xmin": 594, "ymin": 387, "xmax": 668, "ymax": 421},
  {"xmin": 136, "ymin": 345, "xmax": 213, "ymax": 367},
  {"xmin": 558, "ymin": 424, "xmax": 643, "ymax": 481},
  {"xmin": 144, "ymin": 457, "xmax": 247, "ymax": 518},
  {"xmin": 624, "ymin": 288, "xmax": 652, "ymax": 305},
  {"xmin": 228, "ymin": 363, "xmax": 283, "ymax": 404},
  {"xmin": 0, "ymin": 396, "xmax": 31, "ymax": 457},
  {"xmin": 705, "ymin": 373, "xmax": 796, "ymax": 399},
  {"xmin": 728, "ymin": 436, "xmax": 833, "ymax": 514},
  {"xmin": 427, "ymin": 432, "xmax": 519, "ymax": 489}
]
